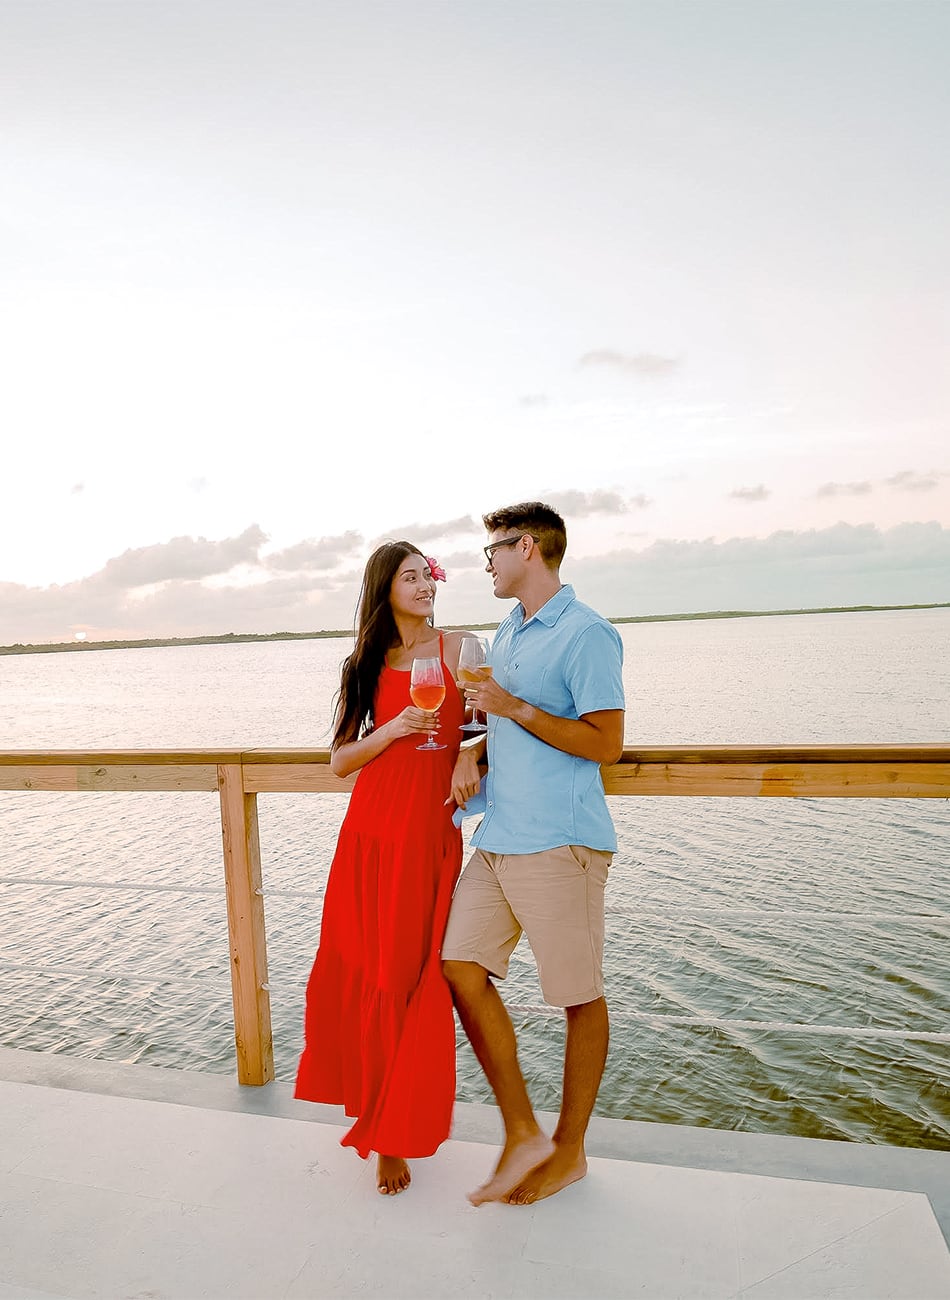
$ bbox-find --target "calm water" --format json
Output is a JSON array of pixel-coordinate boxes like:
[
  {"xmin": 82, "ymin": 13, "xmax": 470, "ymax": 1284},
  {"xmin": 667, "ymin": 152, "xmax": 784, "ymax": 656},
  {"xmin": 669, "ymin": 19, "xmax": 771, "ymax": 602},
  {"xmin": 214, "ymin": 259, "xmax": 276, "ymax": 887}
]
[{"xmin": 1, "ymin": 608, "xmax": 948, "ymax": 1148}]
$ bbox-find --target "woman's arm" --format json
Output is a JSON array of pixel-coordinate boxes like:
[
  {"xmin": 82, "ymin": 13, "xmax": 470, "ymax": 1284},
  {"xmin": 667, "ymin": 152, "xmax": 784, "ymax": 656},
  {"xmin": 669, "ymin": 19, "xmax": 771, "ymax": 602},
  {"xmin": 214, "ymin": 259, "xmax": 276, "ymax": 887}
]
[
  {"xmin": 330, "ymin": 705, "xmax": 440, "ymax": 778},
  {"xmin": 449, "ymin": 734, "xmax": 486, "ymax": 807}
]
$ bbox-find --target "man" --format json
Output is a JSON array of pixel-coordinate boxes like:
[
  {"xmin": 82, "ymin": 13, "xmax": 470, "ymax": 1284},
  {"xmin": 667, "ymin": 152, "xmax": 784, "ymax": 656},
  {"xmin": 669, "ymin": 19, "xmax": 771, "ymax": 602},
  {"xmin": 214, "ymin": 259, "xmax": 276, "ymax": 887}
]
[{"xmin": 444, "ymin": 502, "xmax": 625, "ymax": 1206}]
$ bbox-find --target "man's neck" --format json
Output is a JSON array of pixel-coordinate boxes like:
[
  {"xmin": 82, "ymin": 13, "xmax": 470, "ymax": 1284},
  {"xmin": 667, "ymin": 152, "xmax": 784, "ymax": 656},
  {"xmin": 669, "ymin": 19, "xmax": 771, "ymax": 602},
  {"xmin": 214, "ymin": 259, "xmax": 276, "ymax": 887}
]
[{"xmin": 518, "ymin": 575, "xmax": 563, "ymax": 621}]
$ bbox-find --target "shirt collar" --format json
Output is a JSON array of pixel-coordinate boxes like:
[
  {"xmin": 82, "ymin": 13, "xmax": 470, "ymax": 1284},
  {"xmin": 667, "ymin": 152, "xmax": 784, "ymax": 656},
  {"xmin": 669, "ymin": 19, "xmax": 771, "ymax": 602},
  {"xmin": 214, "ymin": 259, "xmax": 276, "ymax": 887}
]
[{"xmin": 512, "ymin": 583, "xmax": 575, "ymax": 629}]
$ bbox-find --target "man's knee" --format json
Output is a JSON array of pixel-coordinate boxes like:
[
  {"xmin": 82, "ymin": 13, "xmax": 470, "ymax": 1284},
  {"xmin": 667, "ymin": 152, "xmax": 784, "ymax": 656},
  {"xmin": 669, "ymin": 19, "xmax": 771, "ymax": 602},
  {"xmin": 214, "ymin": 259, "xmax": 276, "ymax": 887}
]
[
  {"xmin": 565, "ymin": 996, "xmax": 608, "ymax": 1025},
  {"xmin": 442, "ymin": 958, "xmax": 488, "ymax": 1001}
]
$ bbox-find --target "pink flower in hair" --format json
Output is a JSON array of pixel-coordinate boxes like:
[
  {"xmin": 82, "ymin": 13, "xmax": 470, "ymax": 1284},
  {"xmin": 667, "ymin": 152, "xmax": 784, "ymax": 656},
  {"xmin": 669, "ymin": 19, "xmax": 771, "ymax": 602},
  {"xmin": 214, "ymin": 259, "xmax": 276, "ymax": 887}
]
[{"xmin": 426, "ymin": 556, "xmax": 447, "ymax": 582}]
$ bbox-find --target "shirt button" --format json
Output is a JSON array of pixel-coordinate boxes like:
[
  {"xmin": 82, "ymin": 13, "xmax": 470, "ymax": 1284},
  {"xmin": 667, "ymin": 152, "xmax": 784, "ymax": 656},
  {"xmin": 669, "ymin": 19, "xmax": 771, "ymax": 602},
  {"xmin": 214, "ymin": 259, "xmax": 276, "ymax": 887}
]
[{"xmin": 488, "ymin": 800, "xmax": 493, "ymax": 807}]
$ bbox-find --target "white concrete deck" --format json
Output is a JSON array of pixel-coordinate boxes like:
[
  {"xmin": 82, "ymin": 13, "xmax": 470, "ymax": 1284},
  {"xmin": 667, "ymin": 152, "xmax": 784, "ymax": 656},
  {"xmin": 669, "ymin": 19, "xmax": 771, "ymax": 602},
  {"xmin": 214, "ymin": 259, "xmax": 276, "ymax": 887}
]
[{"xmin": 0, "ymin": 1054, "xmax": 948, "ymax": 1299}]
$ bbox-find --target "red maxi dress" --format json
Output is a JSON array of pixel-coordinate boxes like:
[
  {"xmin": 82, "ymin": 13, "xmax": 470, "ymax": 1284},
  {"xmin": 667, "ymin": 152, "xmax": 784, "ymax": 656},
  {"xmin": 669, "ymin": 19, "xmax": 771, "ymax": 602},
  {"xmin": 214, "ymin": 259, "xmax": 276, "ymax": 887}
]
[{"xmin": 294, "ymin": 642, "xmax": 464, "ymax": 1159}]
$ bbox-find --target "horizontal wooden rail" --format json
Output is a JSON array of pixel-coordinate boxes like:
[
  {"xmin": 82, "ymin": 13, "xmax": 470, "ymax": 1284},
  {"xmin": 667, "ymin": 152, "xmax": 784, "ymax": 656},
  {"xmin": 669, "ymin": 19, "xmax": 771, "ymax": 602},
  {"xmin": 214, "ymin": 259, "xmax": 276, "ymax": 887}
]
[
  {"xmin": 2, "ymin": 745, "xmax": 949, "ymax": 797},
  {"xmin": 3, "ymin": 745, "xmax": 948, "ymax": 1086}
]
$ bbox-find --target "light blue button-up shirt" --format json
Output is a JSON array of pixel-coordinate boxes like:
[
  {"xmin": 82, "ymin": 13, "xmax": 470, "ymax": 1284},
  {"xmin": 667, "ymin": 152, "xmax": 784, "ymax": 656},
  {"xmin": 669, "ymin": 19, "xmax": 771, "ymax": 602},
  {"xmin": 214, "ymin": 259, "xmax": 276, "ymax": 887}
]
[{"xmin": 472, "ymin": 584, "xmax": 625, "ymax": 855}]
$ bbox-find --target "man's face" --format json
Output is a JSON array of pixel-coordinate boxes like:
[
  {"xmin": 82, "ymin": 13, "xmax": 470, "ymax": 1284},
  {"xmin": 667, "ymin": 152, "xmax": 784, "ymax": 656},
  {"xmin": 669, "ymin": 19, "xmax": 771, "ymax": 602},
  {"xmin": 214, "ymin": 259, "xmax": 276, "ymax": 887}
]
[{"xmin": 483, "ymin": 530, "xmax": 525, "ymax": 599}]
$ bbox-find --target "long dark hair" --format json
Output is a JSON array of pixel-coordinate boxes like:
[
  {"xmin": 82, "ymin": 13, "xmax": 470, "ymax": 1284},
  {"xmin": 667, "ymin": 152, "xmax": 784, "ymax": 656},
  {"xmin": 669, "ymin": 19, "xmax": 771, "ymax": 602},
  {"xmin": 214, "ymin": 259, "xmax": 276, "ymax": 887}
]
[{"xmin": 333, "ymin": 541, "xmax": 426, "ymax": 746}]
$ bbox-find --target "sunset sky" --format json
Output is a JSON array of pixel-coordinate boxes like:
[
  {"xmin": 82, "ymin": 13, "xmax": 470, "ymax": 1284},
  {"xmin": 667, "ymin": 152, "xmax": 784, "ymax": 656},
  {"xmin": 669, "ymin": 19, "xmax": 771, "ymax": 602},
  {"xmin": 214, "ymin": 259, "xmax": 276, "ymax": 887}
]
[{"xmin": 3, "ymin": 0, "xmax": 948, "ymax": 642}]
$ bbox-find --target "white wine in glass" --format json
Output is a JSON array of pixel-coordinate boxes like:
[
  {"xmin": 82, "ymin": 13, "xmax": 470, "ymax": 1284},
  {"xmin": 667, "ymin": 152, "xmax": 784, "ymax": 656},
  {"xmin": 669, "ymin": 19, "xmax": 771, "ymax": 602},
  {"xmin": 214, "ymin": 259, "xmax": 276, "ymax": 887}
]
[
  {"xmin": 457, "ymin": 636, "xmax": 490, "ymax": 733},
  {"xmin": 409, "ymin": 656, "xmax": 447, "ymax": 750}
]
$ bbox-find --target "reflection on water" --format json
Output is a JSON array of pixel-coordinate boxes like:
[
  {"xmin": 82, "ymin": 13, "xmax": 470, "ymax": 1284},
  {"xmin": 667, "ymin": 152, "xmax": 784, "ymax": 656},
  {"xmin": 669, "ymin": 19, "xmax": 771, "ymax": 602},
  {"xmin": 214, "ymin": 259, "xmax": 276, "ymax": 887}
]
[{"xmin": 1, "ymin": 609, "xmax": 948, "ymax": 1148}]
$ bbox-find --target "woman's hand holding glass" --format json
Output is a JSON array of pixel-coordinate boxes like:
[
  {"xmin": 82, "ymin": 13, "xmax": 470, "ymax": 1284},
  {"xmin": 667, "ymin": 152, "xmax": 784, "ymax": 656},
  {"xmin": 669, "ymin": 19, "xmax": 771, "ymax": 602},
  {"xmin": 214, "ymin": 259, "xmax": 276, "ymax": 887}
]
[{"xmin": 386, "ymin": 704, "xmax": 444, "ymax": 741}]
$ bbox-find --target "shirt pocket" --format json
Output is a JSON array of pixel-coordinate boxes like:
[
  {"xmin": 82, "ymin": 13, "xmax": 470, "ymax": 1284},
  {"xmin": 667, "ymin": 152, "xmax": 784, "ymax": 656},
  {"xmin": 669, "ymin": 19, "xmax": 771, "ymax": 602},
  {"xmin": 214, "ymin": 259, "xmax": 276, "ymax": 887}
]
[
  {"xmin": 502, "ymin": 658, "xmax": 537, "ymax": 702},
  {"xmin": 536, "ymin": 667, "xmax": 574, "ymax": 716}
]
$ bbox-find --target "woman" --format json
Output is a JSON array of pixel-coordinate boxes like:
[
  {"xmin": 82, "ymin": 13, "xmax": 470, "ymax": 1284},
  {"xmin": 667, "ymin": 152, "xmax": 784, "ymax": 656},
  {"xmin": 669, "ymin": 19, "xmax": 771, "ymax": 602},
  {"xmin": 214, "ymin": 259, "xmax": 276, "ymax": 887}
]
[{"xmin": 295, "ymin": 541, "xmax": 468, "ymax": 1195}]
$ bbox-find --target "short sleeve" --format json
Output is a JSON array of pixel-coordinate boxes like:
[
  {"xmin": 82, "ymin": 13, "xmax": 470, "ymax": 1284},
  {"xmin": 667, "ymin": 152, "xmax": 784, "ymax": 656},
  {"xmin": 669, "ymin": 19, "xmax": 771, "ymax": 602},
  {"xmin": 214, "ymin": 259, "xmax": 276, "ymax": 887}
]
[{"xmin": 564, "ymin": 619, "xmax": 625, "ymax": 717}]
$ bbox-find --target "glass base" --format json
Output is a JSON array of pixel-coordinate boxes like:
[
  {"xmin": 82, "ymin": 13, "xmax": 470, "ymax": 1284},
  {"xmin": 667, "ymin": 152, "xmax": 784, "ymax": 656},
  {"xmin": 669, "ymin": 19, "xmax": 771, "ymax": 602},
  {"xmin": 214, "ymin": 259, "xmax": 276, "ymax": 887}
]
[
  {"xmin": 417, "ymin": 739, "xmax": 447, "ymax": 750},
  {"xmin": 459, "ymin": 721, "xmax": 488, "ymax": 733}
]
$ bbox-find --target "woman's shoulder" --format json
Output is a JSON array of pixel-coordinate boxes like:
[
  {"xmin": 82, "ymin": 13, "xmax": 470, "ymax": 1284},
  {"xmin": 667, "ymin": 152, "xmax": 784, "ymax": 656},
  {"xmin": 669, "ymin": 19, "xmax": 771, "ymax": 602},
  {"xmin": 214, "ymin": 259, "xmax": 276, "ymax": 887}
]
[
  {"xmin": 437, "ymin": 627, "xmax": 469, "ymax": 670},
  {"xmin": 441, "ymin": 628, "xmax": 482, "ymax": 653}
]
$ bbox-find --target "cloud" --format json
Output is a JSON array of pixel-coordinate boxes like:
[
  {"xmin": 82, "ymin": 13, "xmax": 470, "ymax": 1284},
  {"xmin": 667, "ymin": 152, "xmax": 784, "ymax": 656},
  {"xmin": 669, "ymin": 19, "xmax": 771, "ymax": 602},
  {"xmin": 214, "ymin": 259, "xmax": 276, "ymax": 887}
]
[
  {"xmin": 577, "ymin": 349, "xmax": 680, "ymax": 378},
  {"xmin": 544, "ymin": 489, "xmax": 625, "ymax": 516},
  {"xmin": 436, "ymin": 549, "xmax": 484, "ymax": 571},
  {"xmin": 816, "ymin": 481, "xmax": 873, "ymax": 498},
  {"xmin": 265, "ymin": 530, "xmax": 363, "ymax": 571},
  {"xmin": 729, "ymin": 485, "xmax": 770, "ymax": 502},
  {"xmin": 542, "ymin": 489, "xmax": 650, "ymax": 517},
  {"xmin": 566, "ymin": 521, "xmax": 950, "ymax": 619},
  {"xmin": 818, "ymin": 471, "xmax": 947, "ymax": 498},
  {"xmin": 885, "ymin": 470, "xmax": 942, "ymax": 493},
  {"xmin": 371, "ymin": 515, "xmax": 478, "ymax": 545},
  {"xmin": 4, "ymin": 521, "xmax": 949, "ymax": 646},
  {"xmin": 118, "ymin": 571, "xmax": 344, "ymax": 627},
  {"xmin": 0, "ymin": 568, "xmax": 353, "ymax": 645},
  {"xmin": 518, "ymin": 394, "xmax": 549, "ymax": 407},
  {"xmin": 98, "ymin": 525, "xmax": 268, "ymax": 589}
]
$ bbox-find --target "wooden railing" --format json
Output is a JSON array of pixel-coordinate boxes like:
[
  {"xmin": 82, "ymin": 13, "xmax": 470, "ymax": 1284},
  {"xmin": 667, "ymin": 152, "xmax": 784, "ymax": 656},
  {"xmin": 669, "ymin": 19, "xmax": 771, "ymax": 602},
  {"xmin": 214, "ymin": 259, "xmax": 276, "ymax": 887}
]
[{"xmin": 2, "ymin": 745, "xmax": 948, "ymax": 1086}]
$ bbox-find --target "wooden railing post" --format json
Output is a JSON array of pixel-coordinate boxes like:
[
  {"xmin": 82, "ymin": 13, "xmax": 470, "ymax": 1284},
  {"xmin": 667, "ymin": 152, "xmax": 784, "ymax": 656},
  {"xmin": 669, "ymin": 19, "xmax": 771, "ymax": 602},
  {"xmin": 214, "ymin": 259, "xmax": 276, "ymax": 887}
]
[{"xmin": 217, "ymin": 762, "xmax": 274, "ymax": 1085}]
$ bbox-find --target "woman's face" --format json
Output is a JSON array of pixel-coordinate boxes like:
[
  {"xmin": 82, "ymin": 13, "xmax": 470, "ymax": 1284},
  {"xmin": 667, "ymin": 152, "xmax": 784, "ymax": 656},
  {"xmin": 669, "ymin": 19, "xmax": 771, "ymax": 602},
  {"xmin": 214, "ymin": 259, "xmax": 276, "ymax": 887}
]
[{"xmin": 389, "ymin": 552, "xmax": 436, "ymax": 619}]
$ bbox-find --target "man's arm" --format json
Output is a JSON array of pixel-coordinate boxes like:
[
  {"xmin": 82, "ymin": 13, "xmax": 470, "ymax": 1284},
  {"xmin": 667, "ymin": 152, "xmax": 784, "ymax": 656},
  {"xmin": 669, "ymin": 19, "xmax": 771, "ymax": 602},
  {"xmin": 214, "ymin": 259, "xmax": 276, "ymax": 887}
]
[
  {"xmin": 465, "ymin": 672, "xmax": 623, "ymax": 764},
  {"xmin": 510, "ymin": 702, "xmax": 623, "ymax": 765}
]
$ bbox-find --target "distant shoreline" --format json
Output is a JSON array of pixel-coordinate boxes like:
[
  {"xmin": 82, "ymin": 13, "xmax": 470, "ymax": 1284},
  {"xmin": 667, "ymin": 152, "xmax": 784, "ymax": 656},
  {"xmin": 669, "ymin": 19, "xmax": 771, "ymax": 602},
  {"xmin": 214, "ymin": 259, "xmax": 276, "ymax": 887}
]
[{"xmin": 2, "ymin": 601, "xmax": 947, "ymax": 657}]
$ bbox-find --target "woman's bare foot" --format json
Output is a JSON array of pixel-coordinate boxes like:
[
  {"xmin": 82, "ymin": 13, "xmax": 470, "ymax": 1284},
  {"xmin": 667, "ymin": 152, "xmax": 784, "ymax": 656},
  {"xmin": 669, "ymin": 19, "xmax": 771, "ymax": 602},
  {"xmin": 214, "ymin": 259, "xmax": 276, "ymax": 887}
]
[
  {"xmin": 468, "ymin": 1132, "xmax": 555, "ymax": 1206},
  {"xmin": 377, "ymin": 1154, "xmax": 411, "ymax": 1195},
  {"xmin": 503, "ymin": 1142, "xmax": 587, "ymax": 1205}
]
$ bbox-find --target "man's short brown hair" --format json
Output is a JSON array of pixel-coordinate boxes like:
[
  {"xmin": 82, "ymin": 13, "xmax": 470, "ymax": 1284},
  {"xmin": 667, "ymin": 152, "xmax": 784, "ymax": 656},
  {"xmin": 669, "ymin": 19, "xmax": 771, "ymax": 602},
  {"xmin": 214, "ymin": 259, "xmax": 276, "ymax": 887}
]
[{"xmin": 483, "ymin": 502, "xmax": 567, "ymax": 567}]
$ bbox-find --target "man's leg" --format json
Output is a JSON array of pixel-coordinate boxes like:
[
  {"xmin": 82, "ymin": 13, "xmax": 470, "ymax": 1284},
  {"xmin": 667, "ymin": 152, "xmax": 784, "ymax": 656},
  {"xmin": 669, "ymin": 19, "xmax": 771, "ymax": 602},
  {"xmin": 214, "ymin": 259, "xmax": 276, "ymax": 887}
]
[
  {"xmin": 503, "ymin": 994, "xmax": 609, "ymax": 1204},
  {"xmin": 496, "ymin": 844, "xmax": 612, "ymax": 1204},
  {"xmin": 443, "ymin": 959, "xmax": 554, "ymax": 1205}
]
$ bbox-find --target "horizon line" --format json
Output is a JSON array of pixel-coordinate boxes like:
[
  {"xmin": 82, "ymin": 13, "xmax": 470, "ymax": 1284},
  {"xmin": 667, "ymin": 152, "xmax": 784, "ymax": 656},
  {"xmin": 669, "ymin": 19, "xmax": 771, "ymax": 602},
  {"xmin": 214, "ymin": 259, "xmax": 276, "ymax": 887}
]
[{"xmin": 3, "ymin": 601, "xmax": 948, "ymax": 657}]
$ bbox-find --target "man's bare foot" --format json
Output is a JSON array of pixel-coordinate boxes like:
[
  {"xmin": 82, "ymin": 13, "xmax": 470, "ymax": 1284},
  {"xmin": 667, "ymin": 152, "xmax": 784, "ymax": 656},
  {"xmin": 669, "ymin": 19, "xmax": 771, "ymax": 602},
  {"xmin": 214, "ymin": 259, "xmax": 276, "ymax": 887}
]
[
  {"xmin": 503, "ymin": 1143, "xmax": 588, "ymax": 1205},
  {"xmin": 377, "ymin": 1154, "xmax": 411, "ymax": 1195},
  {"xmin": 468, "ymin": 1132, "xmax": 555, "ymax": 1206}
]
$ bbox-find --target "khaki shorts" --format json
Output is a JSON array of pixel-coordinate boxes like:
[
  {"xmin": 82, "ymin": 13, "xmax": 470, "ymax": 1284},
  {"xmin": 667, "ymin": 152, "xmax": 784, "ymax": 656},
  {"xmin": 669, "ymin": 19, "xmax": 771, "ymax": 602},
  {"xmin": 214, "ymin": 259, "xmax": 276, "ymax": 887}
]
[{"xmin": 441, "ymin": 844, "xmax": 611, "ymax": 1008}]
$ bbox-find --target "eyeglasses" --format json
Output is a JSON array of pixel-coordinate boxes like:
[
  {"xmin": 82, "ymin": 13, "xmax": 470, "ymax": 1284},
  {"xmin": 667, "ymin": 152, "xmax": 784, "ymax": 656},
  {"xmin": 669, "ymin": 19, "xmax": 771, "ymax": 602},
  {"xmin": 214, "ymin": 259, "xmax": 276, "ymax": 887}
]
[{"xmin": 483, "ymin": 534, "xmax": 540, "ymax": 563}]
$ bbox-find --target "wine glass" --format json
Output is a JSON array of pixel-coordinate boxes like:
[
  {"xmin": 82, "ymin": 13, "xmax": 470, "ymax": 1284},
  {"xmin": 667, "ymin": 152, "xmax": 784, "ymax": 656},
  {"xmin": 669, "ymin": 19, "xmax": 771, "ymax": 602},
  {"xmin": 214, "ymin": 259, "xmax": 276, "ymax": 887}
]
[
  {"xmin": 457, "ymin": 636, "xmax": 490, "ymax": 733},
  {"xmin": 409, "ymin": 656, "xmax": 447, "ymax": 750}
]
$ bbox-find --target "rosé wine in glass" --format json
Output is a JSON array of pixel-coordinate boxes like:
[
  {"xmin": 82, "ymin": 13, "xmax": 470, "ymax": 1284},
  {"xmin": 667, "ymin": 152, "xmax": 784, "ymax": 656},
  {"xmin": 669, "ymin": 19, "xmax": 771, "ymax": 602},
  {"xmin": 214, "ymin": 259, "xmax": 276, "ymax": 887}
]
[{"xmin": 410, "ymin": 656, "xmax": 447, "ymax": 750}]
